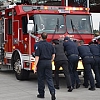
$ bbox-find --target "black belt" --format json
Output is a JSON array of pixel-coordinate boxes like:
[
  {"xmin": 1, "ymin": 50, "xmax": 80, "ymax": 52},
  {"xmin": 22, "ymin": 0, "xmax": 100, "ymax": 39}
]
[
  {"xmin": 69, "ymin": 54, "xmax": 78, "ymax": 57},
  {"xmin": 84, "ymin": 56, "xmax": 93, "ymax": 59},
  {"xmin": 93, "ymin": 56, "xmax": 100, "ymax": 58},
  {"xmin": 40, "ymin": 59, "xmax": 51, "ymax": 60}
]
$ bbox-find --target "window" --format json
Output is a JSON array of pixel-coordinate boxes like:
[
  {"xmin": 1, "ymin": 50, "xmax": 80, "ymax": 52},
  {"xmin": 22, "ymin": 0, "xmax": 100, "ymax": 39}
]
[
  {"xmin": 22, "ymin": 16, "xmax": 28, "ymax": 34},
  {"xmin": 66, "ymin": 15, "xmax": 93, "ymax": 34},
  {"xmin": 68, "ymin": 0, "xmax": 87, "ymax": 7},
  {"xmin": 8, "ymin": 19, "xmax": 12, "ymax": 34},
  {"xmin": 30, "ymin": 14, "xmax": 65, "ymax": 34},
  {"xmin": 90, "ymin": 0, "xmax": 100, "ymax": 12},
  {"xmin": 7, "ymin": 12, "xmax": 12, "ymax": 16},
  {"xmin": 7, "ymin": 10, "xmax": 16, "ymax": 17}
]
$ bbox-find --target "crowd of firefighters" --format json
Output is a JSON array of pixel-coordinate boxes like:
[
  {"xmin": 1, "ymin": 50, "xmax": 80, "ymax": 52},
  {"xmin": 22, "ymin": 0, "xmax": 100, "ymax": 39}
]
[
  {"xmin": 51, "ymin": 35, "xmax": 100, "ymax": 91},
  {"xmin": 33, "ymin": 32, "xmax": 100, "ymax": 100},
  {"xmin": 52, "ymin": 35, "xmax": 100, "ymax": 91}
]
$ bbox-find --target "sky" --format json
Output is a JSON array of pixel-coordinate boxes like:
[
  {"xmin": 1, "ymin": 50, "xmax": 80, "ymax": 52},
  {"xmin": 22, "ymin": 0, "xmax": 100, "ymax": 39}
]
[{"xmin": 91, "ymin": 13, "xmax": 100, "ymax": 30}]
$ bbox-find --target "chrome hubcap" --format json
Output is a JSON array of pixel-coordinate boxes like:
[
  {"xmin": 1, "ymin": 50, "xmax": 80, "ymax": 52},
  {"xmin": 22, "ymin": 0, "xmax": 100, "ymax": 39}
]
[{"xmin": 14, "ymin": 59, "xmax": 22, "ymax": 75}]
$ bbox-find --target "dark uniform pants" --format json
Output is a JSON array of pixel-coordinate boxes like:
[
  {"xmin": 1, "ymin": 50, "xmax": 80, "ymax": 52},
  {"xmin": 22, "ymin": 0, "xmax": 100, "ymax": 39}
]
[
  {"xmin": 68, "ymin": 55, "xmax": 80, "ymax": 88},
  {"xmin": 54, "ymin": 60, "xmax": 72, "ymax": 88},
  {"xmin": 93, "ymin": 56, "xmax": 100, "ymax": 86},
  {"xmin": 82, "ymin": 57, "xmax": 95, "ymax": 88},
  {"xmin": 37, "ymin": 60, "xmax": 55, "ymax": 96}
]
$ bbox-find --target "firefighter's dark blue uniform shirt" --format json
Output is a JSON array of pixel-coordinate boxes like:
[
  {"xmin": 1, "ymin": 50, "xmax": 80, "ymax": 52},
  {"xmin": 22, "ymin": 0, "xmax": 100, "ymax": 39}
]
[
  {"xmin": 63, "ymin": 40, "xmax": 79, "ymax": 56},
  {"xmin": 78, "ymin": 45, "xmax": 92, "ymax": 59},
  {"xmin": 98, "ymin": 44, "xmax": 100, "ymax": 55},
  {"xmin": 35, "ymin": 40, "xmax": 55, "ymax": 60},
  {"xmin": 89, "ymin": 44, "xmax": 100, "ymax": 56},
  {"xmin": 34, "ymin": 42, "xmax": 39, "ymax": 51}
]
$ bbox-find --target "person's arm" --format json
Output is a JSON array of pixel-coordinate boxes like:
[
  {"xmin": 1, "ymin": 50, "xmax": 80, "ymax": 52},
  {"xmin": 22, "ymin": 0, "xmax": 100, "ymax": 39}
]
[
  {"xmin": 51, "ymin": 54, "xmax": 55, "ymax": 62},
  {"xmin": 34, "ymin": 43, "xmax": 40, "ymax": 73},
  {"xmin": 34, "ymin": 56, "xmax": 39, "ymax": 73},
  {"xmin": 51, "ymin": 45, "xmax": 56, "ymax": 62}
]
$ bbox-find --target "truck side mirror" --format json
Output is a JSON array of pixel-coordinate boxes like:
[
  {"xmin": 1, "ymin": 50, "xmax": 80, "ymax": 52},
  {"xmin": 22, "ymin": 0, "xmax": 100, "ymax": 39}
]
[{"xmin": 27, "ymin": 20, "xmax": 34, "ymax": 33}]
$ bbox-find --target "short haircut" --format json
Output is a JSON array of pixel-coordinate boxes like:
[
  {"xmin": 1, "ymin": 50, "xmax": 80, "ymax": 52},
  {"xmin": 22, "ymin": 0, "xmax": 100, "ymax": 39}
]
[
  {"xmin": 78, "ymin": 40, "xmax": 84, "ymax": 45},
  {"xmin": 41, "ymin": 32, "xmax": 47, "ymax": 40},
  {"xmin": 52, "ymin": 39, "xmax": 59, "ymax": 45}
]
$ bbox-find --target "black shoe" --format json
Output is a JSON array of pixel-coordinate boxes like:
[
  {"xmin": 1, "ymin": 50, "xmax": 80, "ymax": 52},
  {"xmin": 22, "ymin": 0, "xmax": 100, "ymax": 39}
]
[
  {"xmin": 95, "ymin": 83, "xmax": 100, "ymax": 88},
  {"xmin": 51, "ymin": 94, "xmax": 56, "ymax": 100},
  {"xmin": 76, "ymin": 84, "xmax": 80, "ymax": 89},
  {"xmin": 72, "ymin": 86, "xmax": 75, "ymax": 89},
  {"xmin": 68, "ymin": 86, "xmax": 73, "ymax": 92},
  {"xmin": 37, "ymin": 94, "xmax": 44, "ymax": 98},
  {"xmin": 85, "ymin": 86, "xmax": 88, "ymax": 88},
  {"xmin": 88, "ymin": 87, "xmax": 95, "ymax": 91},
  {"xmin": 54, "ymin": 85, "xmax": 59, "ymax": 89},
  {"xmin": 96, "ymin": 85, "xmax": 100, "ymax": 88},
  {"xmin": 83, "ymin": 84, "xmax": 88, "ymax": 88}
]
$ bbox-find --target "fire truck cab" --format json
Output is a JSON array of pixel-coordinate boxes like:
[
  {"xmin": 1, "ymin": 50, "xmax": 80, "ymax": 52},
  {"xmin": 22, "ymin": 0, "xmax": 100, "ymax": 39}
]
[{"xmin": 0, "ymin": 0, "xmax": 94, "ymax": 80}]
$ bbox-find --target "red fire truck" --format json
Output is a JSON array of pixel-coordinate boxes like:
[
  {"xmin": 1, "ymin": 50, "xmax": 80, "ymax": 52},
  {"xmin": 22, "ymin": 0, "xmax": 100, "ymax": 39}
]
[{"xmin": 0, "ymin": 0, "xmax": 94, "ymax": 80}]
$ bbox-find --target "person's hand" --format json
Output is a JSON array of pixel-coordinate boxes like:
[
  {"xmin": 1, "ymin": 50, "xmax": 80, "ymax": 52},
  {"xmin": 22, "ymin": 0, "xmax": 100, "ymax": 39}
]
[{"xmin": 34, "ymin": 66, "xmax": 37, "ymax": 74}]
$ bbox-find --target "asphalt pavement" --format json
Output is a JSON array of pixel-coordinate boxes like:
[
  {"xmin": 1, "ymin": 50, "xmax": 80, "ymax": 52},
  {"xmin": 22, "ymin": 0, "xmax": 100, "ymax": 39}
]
[{"xmin": 0, "ymin": 70, "xmax": 100, "ymax": 100}]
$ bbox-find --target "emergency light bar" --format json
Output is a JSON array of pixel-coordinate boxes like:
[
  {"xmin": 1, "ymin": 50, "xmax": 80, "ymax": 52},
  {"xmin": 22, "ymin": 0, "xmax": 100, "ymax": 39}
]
[
  {"xmin": 23, "ymin": 6, "xmax": 90, "ymax": 12},
  {"xmin": 33, "ymin": 6, "xmax": 89, "ymax": 11}
]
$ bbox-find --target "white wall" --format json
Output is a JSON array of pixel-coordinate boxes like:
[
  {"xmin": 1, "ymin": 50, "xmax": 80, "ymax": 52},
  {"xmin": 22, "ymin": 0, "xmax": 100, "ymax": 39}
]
[{"xmin": 91, "ymin": 13, "xmax": 100, "ymax": 30}]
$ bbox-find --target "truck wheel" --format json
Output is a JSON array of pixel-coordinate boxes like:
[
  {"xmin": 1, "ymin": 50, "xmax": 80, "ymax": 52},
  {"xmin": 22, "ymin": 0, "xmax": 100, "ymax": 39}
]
[{"xmin": 14, "ymin": 59, "xmax": 30, "ymax": 80}]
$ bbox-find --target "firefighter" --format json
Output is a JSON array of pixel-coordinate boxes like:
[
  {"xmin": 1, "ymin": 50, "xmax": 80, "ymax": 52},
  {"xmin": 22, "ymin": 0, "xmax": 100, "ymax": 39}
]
[
  {"xmin": 97, "ymin": 37, "xmax": 100, "ymax": 77},
  {"xmin": 78, "ymin": 40, "xmax": 95, "ymax": 91},
  {"xmin": 52, "ymin": 39, "xmax": 73, "ymax": 92},
  {"xmin": 63, "ymin": 37, "xmax": 80, "ymax": 89},
  {"xmin": 34, "ymin": 32, "xmax": 56, "ymax": 100},
  {"xmin": 89, "ymin": 41, "xmax": 100, "ymax": 88}
]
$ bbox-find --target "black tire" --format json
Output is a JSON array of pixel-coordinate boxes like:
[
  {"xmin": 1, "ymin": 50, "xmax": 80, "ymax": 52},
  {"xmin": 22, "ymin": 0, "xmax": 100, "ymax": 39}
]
[
  {"xmin": 13, "ymin": 52, "xmax": 30, "ymax": 80},
  {"xmin": 15, "ymin": 69, "xmax": 30, "ymax": 80}
]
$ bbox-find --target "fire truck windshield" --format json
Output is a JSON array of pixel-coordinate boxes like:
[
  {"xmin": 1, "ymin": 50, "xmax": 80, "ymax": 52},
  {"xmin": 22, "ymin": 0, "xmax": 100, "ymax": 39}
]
[
  {"xmin": 66, "ymin": 15, "xmax": 93, "ymax": 34},
  {"xmin": 32, "ymin": 14, "xmax": 66, "ymax": 34}
]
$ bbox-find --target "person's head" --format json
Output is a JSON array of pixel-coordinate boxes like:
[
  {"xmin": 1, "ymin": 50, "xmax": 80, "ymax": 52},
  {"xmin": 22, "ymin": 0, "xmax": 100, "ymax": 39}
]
[
  {"xmin": 77, "ymin": 40, "xmax": 84, "ymax": 46},
  {"xmin": 93, "ymin": 40, "xmax": 98, "ymax": 44},
  {"xmin": 41, "ymin": 32, "xmax": 47, "ymax": 40},
  {"xmin": 94, "ymin": 33, "xmax": 100, "ymax": 37},
  {"xmin": 89, "ymin": 41, "xmax": 94, "ymax": 45},
  {"xmin": 52, "ymin": 39, "xmax": 59, "ymax": 45},
  {"xmin": 59, "ymin": 35, "xmax": 65, "ymax": 41},
  {"xmin": 64, "ymin": 37, "xmax": 70, "ymax": 42},
  {"xmin": 97, "ymin": 37, "xmax": 100, "ymax": 44}
]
